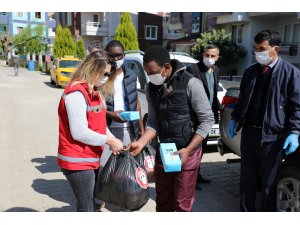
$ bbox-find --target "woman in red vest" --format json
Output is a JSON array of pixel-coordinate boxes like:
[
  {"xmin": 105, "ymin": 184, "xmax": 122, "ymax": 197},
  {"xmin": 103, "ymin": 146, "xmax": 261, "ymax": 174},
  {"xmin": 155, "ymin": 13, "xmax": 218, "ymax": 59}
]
[{"xmin": 57, "ymin": 50, "xmax": 124, "ymax": 212}]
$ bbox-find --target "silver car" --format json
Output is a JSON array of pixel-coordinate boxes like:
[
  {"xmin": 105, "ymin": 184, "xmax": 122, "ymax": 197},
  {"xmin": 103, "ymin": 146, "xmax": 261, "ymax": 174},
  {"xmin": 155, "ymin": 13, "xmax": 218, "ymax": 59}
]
[{"xmin": 217, "ymin": 87, "xmax": 300, "ymax": 212}]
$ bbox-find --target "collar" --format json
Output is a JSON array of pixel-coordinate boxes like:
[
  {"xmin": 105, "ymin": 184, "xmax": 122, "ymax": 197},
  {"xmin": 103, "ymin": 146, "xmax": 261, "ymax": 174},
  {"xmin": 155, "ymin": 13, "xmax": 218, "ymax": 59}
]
[{"xmin": 268, "ymin": 57, "xmax": 279, "ymax": 68}]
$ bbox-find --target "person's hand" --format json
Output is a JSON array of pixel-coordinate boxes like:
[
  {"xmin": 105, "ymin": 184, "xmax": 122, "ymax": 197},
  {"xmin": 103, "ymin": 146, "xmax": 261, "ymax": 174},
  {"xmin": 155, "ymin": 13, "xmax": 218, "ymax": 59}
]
[
  {"xmin": 128, "ymin": 141, "xmax": 143, "ymax": 157},
  {"xmin": 106, "ymin": 136, "xmax": 123, "ymax": 155},
  {"xmin": 283, "ymin": 133, "xmax": 299, "ymax": 155},
  {"xmin": 172, "ymin": 148, "xmax": 190, "ymax": 165},
  {"xmin": 227, "ymin": 120, "xmax": 237, "ymax": 138},
  {"xmin": 111, "ymin": 111, "xmax": 126, "ymax": 123}
]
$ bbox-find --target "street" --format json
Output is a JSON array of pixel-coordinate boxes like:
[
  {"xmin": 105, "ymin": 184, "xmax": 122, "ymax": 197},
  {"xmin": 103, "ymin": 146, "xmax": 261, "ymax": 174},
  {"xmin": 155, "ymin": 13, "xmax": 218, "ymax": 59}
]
[{"xmin": 0, "ymin": 64, "xmax": 241, "ymax": 212}]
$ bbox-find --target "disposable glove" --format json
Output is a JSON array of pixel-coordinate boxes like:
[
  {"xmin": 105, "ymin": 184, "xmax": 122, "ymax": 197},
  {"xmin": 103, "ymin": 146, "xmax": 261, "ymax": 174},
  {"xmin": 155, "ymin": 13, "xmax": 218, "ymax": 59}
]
[
  {"xmin": 283, "ymin": 133, "xmax": 299, "ymax": 155},
  {"xmin": 227, "ymin": 120, "xmax": 237, "ymax": 138}
]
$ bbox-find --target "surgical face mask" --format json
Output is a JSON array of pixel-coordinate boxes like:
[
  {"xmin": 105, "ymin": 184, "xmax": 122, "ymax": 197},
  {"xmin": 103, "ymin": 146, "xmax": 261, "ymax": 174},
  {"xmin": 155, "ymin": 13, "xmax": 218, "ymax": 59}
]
[
  {"xmin": 254, "ymin": 49, "xmax": 274, "ymax": 65},
  {"xmin": 148, "ymin": 69, "xmax": 166, "ymax": 85},
  {"xmin": 98, "ymin": 77, "xmax": 108, "ymax": 86},
  {"xmin": 116, "ymin": 59, "xmax": 124, "ymax": 69},
  {"xmin": 203, "ymin": 57, "xmax": 215, "ymax": 67}
]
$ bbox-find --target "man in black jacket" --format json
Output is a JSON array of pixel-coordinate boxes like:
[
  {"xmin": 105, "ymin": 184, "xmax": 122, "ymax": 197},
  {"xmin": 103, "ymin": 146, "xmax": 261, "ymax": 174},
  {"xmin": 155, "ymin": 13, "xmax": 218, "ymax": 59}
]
[
  {"xmin": 187, "ymin": 44, "xmax": 220, "ymax": 187},
  {"xmin": 228, "ymin": 30, "xmax": 300, "ymax": 211}
]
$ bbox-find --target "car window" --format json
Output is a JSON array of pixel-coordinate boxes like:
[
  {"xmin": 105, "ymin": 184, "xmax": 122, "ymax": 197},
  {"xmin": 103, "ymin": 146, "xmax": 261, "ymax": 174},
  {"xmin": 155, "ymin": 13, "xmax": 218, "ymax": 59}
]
[
  {"xmin": 125, "ymin": 60, "xmax": 146, "ymax": 91},
  {"xmin": 59, "ymin": 60, "xmax": 81, "ymax": 68}
]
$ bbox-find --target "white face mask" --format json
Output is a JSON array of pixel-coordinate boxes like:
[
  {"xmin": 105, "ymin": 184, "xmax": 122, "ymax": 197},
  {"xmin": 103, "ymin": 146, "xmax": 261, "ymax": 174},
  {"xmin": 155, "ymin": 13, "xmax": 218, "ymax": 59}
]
[
  {"xmin": 203, "ymin": 57, "xmax": 215, "ymax": 67},
  {"xmin": 98, "ymin": 77, "xmax": 108, "ymax": 86},
  {"xmin": 116, "ymin": 59, "xmax": 124, "ymax": 69},
  {"xmin": 148, "ymin": 69, "xmax": 166, "ymax": 85},
  {"xmin": 254, "ymin": 49, "xmax": 274, "ymax": 65}
]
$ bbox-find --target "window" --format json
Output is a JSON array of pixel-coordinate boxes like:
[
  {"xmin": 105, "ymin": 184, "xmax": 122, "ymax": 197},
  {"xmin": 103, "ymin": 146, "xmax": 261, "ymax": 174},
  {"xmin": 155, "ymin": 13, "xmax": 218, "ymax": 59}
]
[
  {"xmin": 283, "ymin": 23, "xmax": 300, "ymax": 43},
  {"xmin": 231, "ymin": 25, "xmax": 243, "ymax": 44},
  {"xmin": 192, "ymin": 24, "xmax": 200, "ymax": 33},
  {"xmin": 35, "ymin": 12, "xmax": 41, "ymax": 19},
  {"xmin": 16, "ymin": 12, "xmax": 23, "ymax": 17},
  {"xmin": 93, "ymin": 14, "xmax": 99, "ymax": 27},
  {"xmin": 145, "ymin": 25, "xmax": 157, "ymax": 40},
  {"xmin": 3, "ymin": 26, "xmax": 7, "ymax": 32},
  {"xmin": 67, "ymin": 13, "xmax": 72, "ymax": 26},
  {"xmin": 17, "ymin": 27, "xmax": 23, "ymax": 34}
]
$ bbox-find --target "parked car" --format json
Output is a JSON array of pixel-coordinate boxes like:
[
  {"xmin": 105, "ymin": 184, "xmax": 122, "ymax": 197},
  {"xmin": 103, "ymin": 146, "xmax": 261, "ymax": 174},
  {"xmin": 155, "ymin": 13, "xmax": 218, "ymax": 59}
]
[
  {"xmin": 50, "ymin": 56, "xmax": 82, "ymax": 88},
  {"xmin": 124, "ymin": 50, "xmax": 225, "ymax": 145},
  {"xmin": 217, "ymin": 87, "xmax": 300, "ymax": 212}
]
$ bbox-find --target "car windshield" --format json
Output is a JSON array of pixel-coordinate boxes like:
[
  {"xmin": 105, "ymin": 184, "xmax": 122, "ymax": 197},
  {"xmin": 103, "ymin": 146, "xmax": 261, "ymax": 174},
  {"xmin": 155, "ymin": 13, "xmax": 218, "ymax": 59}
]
[{"xmin": 59, "ymin": 60, "xmax": 81, "ymax": 68}]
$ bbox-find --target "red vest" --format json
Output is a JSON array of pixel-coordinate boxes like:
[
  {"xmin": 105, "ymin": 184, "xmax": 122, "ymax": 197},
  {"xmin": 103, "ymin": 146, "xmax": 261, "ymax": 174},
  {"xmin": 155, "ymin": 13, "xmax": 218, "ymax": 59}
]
[{"xmin": 57, "ymin": 82, "xmax": 106, "ymax": 170}]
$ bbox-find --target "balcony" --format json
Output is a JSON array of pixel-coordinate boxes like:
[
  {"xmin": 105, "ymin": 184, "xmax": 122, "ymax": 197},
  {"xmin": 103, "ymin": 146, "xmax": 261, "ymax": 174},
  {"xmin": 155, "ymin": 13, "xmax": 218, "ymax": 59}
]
[
  {"xmin": 48, "ymin": 19, "xmax": 56, "ymax": 29},
  {"xmin": 280, "ymin": 42, "xmax": 300, "ymax": 65},
  {"xmin": 164, "ymin": 31, "xmax": 181, "ymax": 40},
  {"xmin": 0, "ymin": 13, "xmax": 8, "ymax": 24},
  {"xmin": 81, "ymin": 22, "xmax": 108, "ymax": 36}
]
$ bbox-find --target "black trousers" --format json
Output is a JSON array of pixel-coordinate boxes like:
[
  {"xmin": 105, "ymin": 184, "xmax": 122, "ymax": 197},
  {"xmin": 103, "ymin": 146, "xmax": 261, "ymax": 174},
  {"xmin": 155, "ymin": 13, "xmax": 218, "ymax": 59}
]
[{"xmin": 240, "ymin": 124, "xmax": 284, "ymax": 212}]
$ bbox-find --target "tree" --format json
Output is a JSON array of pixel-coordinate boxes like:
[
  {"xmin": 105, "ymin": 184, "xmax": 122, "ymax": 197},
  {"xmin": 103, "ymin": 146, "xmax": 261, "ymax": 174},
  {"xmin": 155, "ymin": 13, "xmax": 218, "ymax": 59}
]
[
  {"xmin": 75, "ymin": 37, "xmax": 86, "ymax": 59},
  {"xmin": 192, "ymin": 29, "xmax": 247, "ymax": 75},
  {"xmin": 53, "ymin": 24, "xmax": 75, "ymax": 58},
  {"xmin": 13, "ymin": 25, "xmax": 45, "ymax": 55},
  {"xmin": 114, "ymin": 12, "xmax": 139, "ymax": 51}
]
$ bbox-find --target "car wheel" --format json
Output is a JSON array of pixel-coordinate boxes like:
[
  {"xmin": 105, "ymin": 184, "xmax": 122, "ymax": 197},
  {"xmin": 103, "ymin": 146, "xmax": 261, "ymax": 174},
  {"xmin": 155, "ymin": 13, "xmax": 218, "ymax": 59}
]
[{"xmin": 277, "ymin": 165, "xmax": 300, "ymax": 212}]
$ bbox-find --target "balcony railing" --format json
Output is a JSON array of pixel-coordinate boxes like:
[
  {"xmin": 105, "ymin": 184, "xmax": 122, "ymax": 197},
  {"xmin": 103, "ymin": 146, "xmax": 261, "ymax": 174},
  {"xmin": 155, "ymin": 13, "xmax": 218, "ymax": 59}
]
[
  {"xmin": 81, "ymin": 22, "xmax": 108, "ymax": 36},
  {"xmin": 281, "ymin": 42, "xmax": 300, "ymax": 57}
]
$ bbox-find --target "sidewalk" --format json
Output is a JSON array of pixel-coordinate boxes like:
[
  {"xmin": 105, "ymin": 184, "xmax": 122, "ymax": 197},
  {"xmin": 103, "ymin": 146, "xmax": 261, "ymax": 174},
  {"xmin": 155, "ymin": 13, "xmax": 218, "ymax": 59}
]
[{"xmin": 0, "ymin": 64, "xmax": 240, "ymax": 212}]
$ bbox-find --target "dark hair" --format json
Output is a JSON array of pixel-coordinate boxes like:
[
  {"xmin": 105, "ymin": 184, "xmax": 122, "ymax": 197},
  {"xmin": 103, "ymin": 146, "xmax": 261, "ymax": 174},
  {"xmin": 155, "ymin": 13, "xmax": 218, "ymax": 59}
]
[
  {"xmin": 204, "ymin": 44, "xmax": 219, "ymax": 52},
  {"xmin": 105, "ymin": 40, "xmax": 124, "ymax": 51},
  {"xmin": 143, "ymin": 45, "xmax": 170, "ymax": 67},
  {"xmin": 254, "ymin": 30, "xmax": 281, "ymax": 46},
  {"xmin": 88, "ymin": 40, "xmax": 103, "ymax": 53}
]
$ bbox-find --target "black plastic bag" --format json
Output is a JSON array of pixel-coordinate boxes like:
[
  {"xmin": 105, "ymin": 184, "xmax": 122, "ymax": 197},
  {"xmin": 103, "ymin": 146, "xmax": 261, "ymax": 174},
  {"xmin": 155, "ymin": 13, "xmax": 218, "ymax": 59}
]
[
  {"xmin": 135, "ymin": 144, "xmax": 156, "ymax": 180},
  {"xmin": 95, "ymin": 151, "xmax": 149, "ymax": 210}
]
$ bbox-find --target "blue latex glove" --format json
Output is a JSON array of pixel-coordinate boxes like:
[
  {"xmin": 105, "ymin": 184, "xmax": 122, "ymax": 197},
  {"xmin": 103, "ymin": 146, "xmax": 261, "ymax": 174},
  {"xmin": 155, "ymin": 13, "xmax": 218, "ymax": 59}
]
[
  {"xmin": 283, "ymin": 133, "xmax": 299, "ymax": 155},
  {"xmin": 227, "ymin": 120, "xmax": 237, "ymax": 138}
]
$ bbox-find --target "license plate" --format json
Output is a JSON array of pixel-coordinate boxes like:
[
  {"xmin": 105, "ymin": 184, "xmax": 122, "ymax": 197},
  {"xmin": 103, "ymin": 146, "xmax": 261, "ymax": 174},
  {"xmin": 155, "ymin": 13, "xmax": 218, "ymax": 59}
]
[{"xmin": 209, "ymin": 128, "xmax": 219, "ymax": 136}]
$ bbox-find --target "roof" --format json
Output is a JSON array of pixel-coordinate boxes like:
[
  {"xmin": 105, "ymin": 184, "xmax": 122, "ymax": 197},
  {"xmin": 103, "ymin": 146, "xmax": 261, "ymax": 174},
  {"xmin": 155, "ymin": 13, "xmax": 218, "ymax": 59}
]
[{"xmin": 171, "ymin": 33, "xmax": 200, "ymax": 45}]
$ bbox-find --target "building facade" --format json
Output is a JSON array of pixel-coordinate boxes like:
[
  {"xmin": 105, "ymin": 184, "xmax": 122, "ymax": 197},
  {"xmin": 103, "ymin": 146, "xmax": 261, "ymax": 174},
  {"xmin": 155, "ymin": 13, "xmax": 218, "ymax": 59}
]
[
  {"xmin": 206, "ymin": 12, "xmax": 300, "ymax": 74},
  {"xmin": 55, "ymin": 12, "xmax": 139, "ymax": 50}
]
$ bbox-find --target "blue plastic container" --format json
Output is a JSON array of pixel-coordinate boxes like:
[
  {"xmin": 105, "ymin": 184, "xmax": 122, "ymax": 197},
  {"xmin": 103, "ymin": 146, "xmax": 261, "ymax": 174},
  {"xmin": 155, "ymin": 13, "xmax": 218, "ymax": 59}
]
[
  {"xmin": 119, "ymin": 111, "xmax": 140, "ymax": 121},
  {"xmin": 159, "ymin": 143, "xmax": 182, "ymax": 172},
  {"xmin": 28, "ymin": 60, "xmax": 35, "ymax": 71}
]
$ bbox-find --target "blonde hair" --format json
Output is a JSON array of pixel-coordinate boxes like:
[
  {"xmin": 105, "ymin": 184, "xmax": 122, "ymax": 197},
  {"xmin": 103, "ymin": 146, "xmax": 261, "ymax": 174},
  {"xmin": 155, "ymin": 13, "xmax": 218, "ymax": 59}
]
[
  {"xmin": 99, "ymin": 70, "xmax": 118, "ymax": 98},
  {"xmin": 70, "ymin": 50, "xmax": 110, "ymax": 96}
]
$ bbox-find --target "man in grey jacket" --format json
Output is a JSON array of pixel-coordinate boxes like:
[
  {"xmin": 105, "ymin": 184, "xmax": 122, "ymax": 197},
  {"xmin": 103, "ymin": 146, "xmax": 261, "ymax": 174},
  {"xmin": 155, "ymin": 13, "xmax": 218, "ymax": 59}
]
[{"xmin": 129, "ymin": 46, "xmax": 214, "ymax": 212}]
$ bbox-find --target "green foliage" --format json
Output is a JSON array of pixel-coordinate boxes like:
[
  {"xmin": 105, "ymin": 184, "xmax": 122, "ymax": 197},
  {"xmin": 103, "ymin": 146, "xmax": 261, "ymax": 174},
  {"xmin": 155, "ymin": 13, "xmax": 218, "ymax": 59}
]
[
  {"xmin": 192, "ymin": 29, "xmax": 247, "ymax": 74},
  {"xmin": 12, "ymin": 25, "xmax": 45, "ymax": 55},
  {"xmin": 75, "ymin": 37, "xmax": 86, "ymax": 60},
  {"xmin": 53, "ymin": 24, "xmax": 76, "ymax": 58},
  {"xmin": 114, "ymin": 12, "xmax": 139, "ymax": 51}
]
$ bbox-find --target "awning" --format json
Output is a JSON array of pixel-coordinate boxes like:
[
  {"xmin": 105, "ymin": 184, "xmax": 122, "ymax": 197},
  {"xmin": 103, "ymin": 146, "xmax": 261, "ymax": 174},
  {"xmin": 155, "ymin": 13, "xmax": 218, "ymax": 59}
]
[{"xmin": 170, "ymin": 33, "xmax": 200, "ymax": 45}]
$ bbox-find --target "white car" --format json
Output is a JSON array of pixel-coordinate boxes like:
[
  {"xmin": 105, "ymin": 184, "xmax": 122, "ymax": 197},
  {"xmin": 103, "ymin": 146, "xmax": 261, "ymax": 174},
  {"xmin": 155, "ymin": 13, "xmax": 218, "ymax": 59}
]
[{"xmin": 124, "ymin": 50, "xmax": 225, "ymax": 145}]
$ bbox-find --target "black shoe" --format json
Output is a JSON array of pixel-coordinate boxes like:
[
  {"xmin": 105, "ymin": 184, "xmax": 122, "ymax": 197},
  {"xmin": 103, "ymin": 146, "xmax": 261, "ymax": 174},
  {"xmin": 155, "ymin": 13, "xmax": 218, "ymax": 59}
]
[{"xmin": 197, "ymin": 174, "xmax": 211, "ymax": 183}]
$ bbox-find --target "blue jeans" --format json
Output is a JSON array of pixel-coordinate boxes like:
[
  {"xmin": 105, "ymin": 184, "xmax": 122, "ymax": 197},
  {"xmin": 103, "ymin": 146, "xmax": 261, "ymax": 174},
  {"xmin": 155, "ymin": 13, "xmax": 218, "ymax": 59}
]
[{"xmin": 61, "ymin": 168, "xmax": 98, "ymax": 212}]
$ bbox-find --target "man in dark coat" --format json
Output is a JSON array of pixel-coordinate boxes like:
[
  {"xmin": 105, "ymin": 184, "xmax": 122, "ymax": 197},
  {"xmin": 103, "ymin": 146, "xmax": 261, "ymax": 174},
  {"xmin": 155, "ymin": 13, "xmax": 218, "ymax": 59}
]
[
  {"xmin": 187, "ymin": 44, "xmax": 220, "ymax": 188},
  {"xmin": 228, "ymin": 30, "xmax": 300, "ymax": 211}
]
